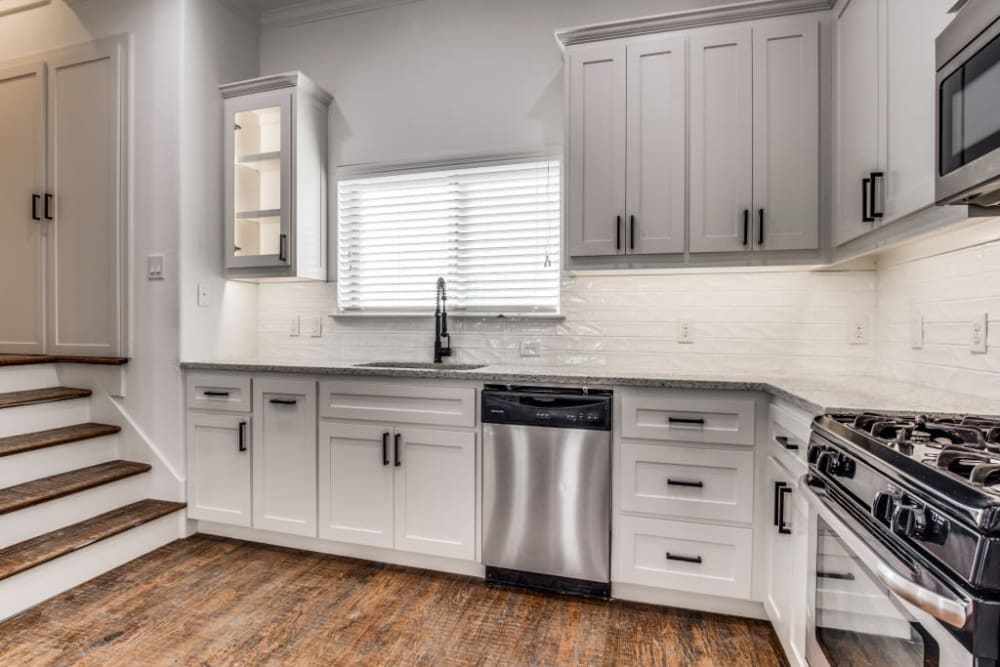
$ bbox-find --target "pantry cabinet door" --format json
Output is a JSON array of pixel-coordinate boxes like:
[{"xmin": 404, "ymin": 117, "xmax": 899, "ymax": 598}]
[
  {"xmin": 253, "ymin": 378, "xmax": 317, "ymax": 537},
  {"xmin": 393, "ymin": 427, "xmax": 476, "ymax": 560},
  {"xmin": 318, "ymin": 421, "xmax": 395, "ymax": 549},
  {"xmin": 625, "ymin": 36, "xmax": 687, "ymax": 255},
  {"xmin": 0, "ymin": 62, "xmax": 45, "ymax": 353},
  {"xmin": 45, "ymin": 38, "xmax": 125, "ymax": 356},
  {"xmin": 567, "ymin": 42, "xmax": 627, "ymax": 257},
  {"xmin": 752, "ymin": 17, "xmax": 820, "ymax": 252},
  {"xmin": 689, "ymin": 26, "xmax": 753, "ymax": 253}
]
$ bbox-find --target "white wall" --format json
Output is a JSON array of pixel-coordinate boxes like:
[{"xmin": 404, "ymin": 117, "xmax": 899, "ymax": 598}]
[
  {"xmin": 179, "ymin": 0, "xmax": 260, "ymax": 363},
  {"xmin": 0, "ymin": 0, "xmax": 187, "ymax": 471}
]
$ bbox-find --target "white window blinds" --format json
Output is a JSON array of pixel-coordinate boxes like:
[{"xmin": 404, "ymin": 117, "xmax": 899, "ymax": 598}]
[{"xmin": 337, "ymin": 158, "xmax": 561, "ymax": 313}]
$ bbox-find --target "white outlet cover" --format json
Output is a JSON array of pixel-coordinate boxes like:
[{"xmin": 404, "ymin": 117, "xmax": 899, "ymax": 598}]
[
  {"xmin": 197, "ymin": 284, "xmax": 209, "ymax": 308},
  {"xmin": 910, "ymin": 315, "xmax": 924, "ymax": 349},
  {"xmin": 302, "ymin": 316, "xmax": 322, "ymax": 338},
  {"xmin": 971, "ymin": 313, "xmax": 988, "ymax": 354},
  {"xmin": 849, "ymin": 315, "xmax": 868, "ymax": 345},
  {"xmin": 677, "ymin": 319, "xmax": 694, "ymax": 344},
  {"xmin": 519, "ymin": 339, "xmax": 541, "ymax": 357},
  {"xmin": 290, "ymin": 316, "xmax": 300, "ymax": 337}
]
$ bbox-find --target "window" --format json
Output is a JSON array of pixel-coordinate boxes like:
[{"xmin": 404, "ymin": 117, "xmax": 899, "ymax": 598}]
[{"xmin": 336, "ymin": 156, "xmax": 560, "ymax": 314}]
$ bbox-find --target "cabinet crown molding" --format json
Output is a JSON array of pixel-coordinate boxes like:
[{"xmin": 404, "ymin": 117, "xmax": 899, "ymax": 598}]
[
  {"xmin": 219, "ymin": 70, "xmax": 333, "ymax": 105},
  {"xmin": 260, "ymin": 0, "xmax": 423, "ymax": 30},
  {"xmin": 555, "ymin": 0, "xmax": 835, "ymax": 48}
]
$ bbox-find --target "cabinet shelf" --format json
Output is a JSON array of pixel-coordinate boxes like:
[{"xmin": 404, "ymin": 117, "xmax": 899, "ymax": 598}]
[
  {"xmin": 236, "ymin": 209, "xmax": 281, "ymax": 221},
  {"xmin": 236, "ymin": 152, "xmax": 281, "ymax": 172}
]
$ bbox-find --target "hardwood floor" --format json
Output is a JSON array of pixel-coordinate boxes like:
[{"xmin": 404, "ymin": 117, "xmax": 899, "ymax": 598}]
[{"xmin": 0, "ymin": 535, "xmax": 788, "ymax": 666}]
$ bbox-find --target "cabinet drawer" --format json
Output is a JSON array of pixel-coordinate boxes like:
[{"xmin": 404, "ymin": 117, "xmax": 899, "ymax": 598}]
[
  {"xmin": 621, "ymin": 443, "xmax": 754, "ymax": 523},
  {"xmin": 318, "ymin": 380, "xmax": 475, "ymax": 428},
  {"xmin": 769, "ymin": 401, "xmax": 813, "ymax": 467},
  {"xmin": 615, "ymin": 515, "xmax": 752, "ymax": 599},
  {"xmin": 620, "ymin": 390, "xmax": 756, "ymax": 445},
  {"xmin": 186, "ymin": 373, "xmax": 252, "ymax": 413}
]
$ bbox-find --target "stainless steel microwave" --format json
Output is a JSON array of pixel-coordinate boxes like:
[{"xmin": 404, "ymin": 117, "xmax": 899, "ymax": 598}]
[{"xmin": 936, "ymin": 0, "xmax": 1000, "ymax": 206}]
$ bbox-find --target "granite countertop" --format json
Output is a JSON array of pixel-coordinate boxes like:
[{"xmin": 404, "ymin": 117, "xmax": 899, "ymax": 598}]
[{"xmin": 180, "ymin": 359, "xmax": 1000, "ymax": 418}]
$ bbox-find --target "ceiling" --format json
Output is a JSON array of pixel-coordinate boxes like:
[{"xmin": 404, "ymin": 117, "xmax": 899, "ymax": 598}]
[{"xmin": 245, "ymin": 0, "xmax": 312, "ymax": 10}]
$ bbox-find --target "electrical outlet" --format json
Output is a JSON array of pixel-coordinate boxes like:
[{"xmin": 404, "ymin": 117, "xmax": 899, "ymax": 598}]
[
  {"xmin": 303, "ymin": 316, "xmax": 322, "ymax": 338},
  {"xmin": 197, "ymin": 284, "xmax": 209, "ymax": 308},
  {"xmin": 147, "ymin": 254, "xmax": 164, "ymax": 281},
  {"xmin": 519, "ymin": 340, "xmax": 541, "ymax": 358},
  {"xmin": 910, "ymin": 315, "xmax": 924, "ymax": 349},
  {"xmin": 677, "ymin": 319, "xmax": 694, "ymax": 344},
  {"xmin": 971, "ymin": 313, "xmax": 988, "ymax": 354},
  {"xmin": 849, "ymin": 315, "xmax": 868, "ymax": 345},
  {"xmin": 289, "ymin": 316, "xmax": 300, "ymax": 337}
]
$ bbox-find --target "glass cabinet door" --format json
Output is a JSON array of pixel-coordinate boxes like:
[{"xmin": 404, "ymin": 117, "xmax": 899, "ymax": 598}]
[{"xmin": 226, "ymin": 90, "xmax": 292, "ymax": 269}]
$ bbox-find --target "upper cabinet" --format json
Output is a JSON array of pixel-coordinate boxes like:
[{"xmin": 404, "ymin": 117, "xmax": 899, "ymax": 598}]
[
  {"xmin": 221, "ymin": 72, "xmax": 331, "ymax": 281},
  {"xmin": 564, "ymin": 13, "xmax": 821, "ymax": 266},
  {"xmin": 833, "ymin": 0, "xmax": 954, "ymax": 247}
]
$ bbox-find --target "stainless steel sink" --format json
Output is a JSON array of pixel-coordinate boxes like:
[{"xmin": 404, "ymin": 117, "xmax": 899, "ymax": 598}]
[{"xmin": 354, "ymin": 361, "xmax": 487, "ymax": 371}]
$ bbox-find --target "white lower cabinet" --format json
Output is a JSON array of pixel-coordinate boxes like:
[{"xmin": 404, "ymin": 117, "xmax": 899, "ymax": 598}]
[
  {"xmin": 764, "ymin": 454, "xmax": 808, "ymax": 667},
  {"xmin": 186, "ymin": 412, "xmax": 252, "ymax": 527},
  {"xmin": 252, "ymin": 378, "xmax": 317, "ymax": 537}
]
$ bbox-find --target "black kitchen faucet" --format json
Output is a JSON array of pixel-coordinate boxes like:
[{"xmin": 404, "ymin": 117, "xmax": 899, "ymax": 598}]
[{"xmin": 434, "ymin": 277, "xmax": 452, "ymax": 363}]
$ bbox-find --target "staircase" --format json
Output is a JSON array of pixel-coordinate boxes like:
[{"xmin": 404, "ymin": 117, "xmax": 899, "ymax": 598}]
[{"xmin": 0, "ymin": 358, "xmax": 185, "ymax": 621}]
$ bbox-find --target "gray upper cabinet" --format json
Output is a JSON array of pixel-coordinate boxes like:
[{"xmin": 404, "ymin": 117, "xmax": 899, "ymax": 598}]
[{"xmin": 222, "ymin": 72, "xmax": 331, "ymax": 281}]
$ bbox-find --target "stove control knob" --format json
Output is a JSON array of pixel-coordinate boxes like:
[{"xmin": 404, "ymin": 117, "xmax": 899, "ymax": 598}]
[
  {"xmin": 891, "ymin": 503, "xmax": 928, "ymax": 540},
  {"xmin": 872, "ymin": 491, "xmax": 900, "ymax": 524}
]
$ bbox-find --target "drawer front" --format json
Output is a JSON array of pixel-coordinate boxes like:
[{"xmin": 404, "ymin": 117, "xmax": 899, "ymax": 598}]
[
  {"xmin": 769, "ymin": 401, "xmax": 814, "ymax": 468},
  {"xmin": 319, "ymin": 380, "xmax": 475, "ymax": 428},
  {"xmin": 621, "ymin": 443, "xmax": 755, "ymax": 523},
  {"xmin": 186, "ymin": 373, "xmax": 252, "ymax": 413},
  {"xmin": 621, "ymin": 390, "xmax": 756, "ymax": 446},
  {"xmin": 615, "ymin": 515, "xmax": 752, "ymax": 599}
]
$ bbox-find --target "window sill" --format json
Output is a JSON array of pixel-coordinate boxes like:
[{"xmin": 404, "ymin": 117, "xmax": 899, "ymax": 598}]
[{"xmin": 330, "ymin": 311, "xmax": 565, "ymax": 321}]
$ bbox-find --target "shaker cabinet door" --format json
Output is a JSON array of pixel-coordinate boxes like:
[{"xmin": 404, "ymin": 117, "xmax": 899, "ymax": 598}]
[{"xmin": 187, "ymin": 412, "xmax": 252, "ymax": 527}]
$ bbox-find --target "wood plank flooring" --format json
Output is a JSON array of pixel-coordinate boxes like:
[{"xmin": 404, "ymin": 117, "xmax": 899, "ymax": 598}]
[{"xmin": 0, "ymin": 535, "xmax": 788, "ymax": 666}]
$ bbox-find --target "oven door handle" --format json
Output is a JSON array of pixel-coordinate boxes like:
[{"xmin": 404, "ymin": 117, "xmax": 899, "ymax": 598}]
[{"xmin": 798, "ymin": 476, "xmax": 972, "ymax": 629}]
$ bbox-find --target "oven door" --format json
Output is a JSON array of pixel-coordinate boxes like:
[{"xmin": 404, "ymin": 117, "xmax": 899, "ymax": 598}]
[{"xmin": 801, "ymin": 478, "xmax": 973, "ymax": 667}]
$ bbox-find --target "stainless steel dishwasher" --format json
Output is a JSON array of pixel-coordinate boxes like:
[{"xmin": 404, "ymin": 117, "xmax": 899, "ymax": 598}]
[{"xmin": 482, "ymin": 385, "xmax": 612, "ymax": 599}]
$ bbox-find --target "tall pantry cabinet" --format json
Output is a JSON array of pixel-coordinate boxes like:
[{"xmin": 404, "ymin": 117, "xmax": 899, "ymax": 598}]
[{"xmin": 0, "ymin": 37, "xmax": 127, "ymax": 356}]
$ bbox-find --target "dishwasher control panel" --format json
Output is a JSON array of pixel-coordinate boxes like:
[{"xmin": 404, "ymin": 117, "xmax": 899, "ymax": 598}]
[{"xmin": 481, "ymin": 385, "xmax": 612, "ymax": 431}]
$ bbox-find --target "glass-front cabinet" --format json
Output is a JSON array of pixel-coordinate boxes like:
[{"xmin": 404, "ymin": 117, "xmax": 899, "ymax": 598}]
[{"xmin": 221, "ymin": 72, "xmax": 332, "ymax": 281}]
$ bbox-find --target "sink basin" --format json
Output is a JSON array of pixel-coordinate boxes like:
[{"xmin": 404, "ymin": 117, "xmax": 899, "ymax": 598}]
[{"xmin": 354, "ymin": 361, "xmax": 487, "ymax": 371}]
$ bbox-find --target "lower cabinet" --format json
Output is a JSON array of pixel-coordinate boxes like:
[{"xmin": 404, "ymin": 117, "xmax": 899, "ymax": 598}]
[
  {"xmin": 764, "ymin": 454, "xmax": 808, "ymax": 667},
  {"xmin": 186, "ymin": 412, "xmax": 252, "ymax": 526},
  {"xmin": 319, "ymin": 420, "xmax": 476, "ymax": 561},
  {"xmin": 252, "ymin": 378, "xmax": 317, "ymax": 537}
]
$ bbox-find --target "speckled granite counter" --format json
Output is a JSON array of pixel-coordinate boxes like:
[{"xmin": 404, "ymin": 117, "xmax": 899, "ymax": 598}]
[{"xmin": 180, "ymin": 360, "xmax": 999, "ymax": 418}]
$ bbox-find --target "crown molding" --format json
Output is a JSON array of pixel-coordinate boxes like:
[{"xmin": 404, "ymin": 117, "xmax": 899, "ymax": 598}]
[
  {"xmin": 555, "ymin": 0, "xmax": 836, "ymax": 48},
  {"xmin": 220, "ymin": 70, "xmax": 333, "ymax": 105},
  {"xmin": 260, "ymin": 0, "xmax": 423, "ymax": 31}
]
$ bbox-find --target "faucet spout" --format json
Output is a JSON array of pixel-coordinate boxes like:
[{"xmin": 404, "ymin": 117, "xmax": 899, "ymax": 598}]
[{"xmin": 434, "ymin": 277, "xmax": 452, "ymax": 363}]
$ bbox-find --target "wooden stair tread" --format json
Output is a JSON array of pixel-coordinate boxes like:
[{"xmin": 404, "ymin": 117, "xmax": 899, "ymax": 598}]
[
  {"xmin": 0, "ymin": 461, "xmax": 151, "ymax": 516},
  {"xmin": 0, "ymin": 423, "xmax": 121, "ymax": 458},
  {"xmin": 0, "ymin": 387, "xmax": 91, "ymax": 410},
  {"xmin": 0, "ymin": 499, "xmax": 185, "ymax": 581},
  {"xmin": 0, "ymin": 355, "xmax": 128, "ymax": 367}
]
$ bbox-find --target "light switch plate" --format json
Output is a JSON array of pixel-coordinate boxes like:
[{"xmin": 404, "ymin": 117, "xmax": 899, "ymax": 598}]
[
  {"xmin": 677, "ymin": 319, "xmax": 694, "ymax": 344},
  {"xmin": 910, "ymin": 315, "xmax": 924, "ymax": 349},
  {"xmin": 519, "ymin": 339, "xmax": 541, "ymax": 357},
  {"xmin": 971, "ymin": 313, "xmax": 988, "ymax": 354},
  {"xmin": 849, "ymin": 315, "xmax": 868, "ymax": 345},
  {"xmin": 289, "ymin": 316, "xmax": 300, "ymax": 337},
  {"xmin": 147, "ymin": 254, "xmax": 164, "ymax": 281},
  {"xmin": 303, "ymin": 316, "xmax": 322, "ymax": 338},
  {"xmin": 197, "ymin": 284, "xmax": 209, "ymax": 308}
]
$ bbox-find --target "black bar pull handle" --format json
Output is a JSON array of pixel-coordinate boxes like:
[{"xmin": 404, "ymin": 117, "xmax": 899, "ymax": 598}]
[
  {"xmin": 667, "ymin": 479, "xmax": 704, "ymax": 488},
  {"xmin": 616, "ymin": 215, "xmax": 622, "ymax": 251},
  {"xmin": 775, "ymin": 435, "xmax": 799, "ymax": 451},
  {"xmin": 665, "ymin": 553, "xmax": 703, "ymax": 564},
  {"xmin": 203, "ymin": 390, "xmax": 230, "ymax": 397},
  {"xmin": 758, "ymin": 208, "xmax": 764, "ymax": 246},
  {"xmin": 862, "ymin": 177, "xmax": 873, "ymax": 222},
  {"xmin": 870, "ymin": 171, "xmax": 884, "ymax": 219},
  {"xmin": 268, "ymin": 398, "xmax": 298, "ymax": 405},
  {"xmin": 44, "ymin": 193, "xmax": 53, "ymax": 221},
  {"xmin": 818, "ymin": 571, "xmax": 857, "ymax": 581},
  {"xmin": 668, "ymin": 417, "xmax": 705, "ymax": 426},
  {"xmin": 238, "ymin": 421, "xmax": 247, "ymax": 452},
  {"xmin": 743, "ymin": 209, "xmax": 749, "ymax": 246},
  {"xmin": 394, "ymin": 432, "xmax": 402, "ymax": 467},
  {"xmin": 630, "ymin": 214, "xmax": 635, "ymax": 251},
  {"xmin": 279, "ymin": 233, "xmax": 288, "ymax": 262},
  {"xmin": 773, "ymin": 481, "xmax": 786, "ymax": 527},
  {"xmin": 382, "ymin": 432, "xmax": 390, "ymax": 466},
  {"xmin": 31, "ymin": 194, "xmax": 40, "ymax": 221},
  {"xmin": 778, "ymin": 484, "xmax": 792, "ymax": 534}
]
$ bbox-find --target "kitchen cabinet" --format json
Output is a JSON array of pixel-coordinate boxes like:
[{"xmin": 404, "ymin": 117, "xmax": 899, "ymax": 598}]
[
  {"xmin": 833, "ymin": 0, "xmax": 953, "ymax": 246},
  {"xmin": 186, "ymin": 412, "xmax": 252, "ymax": 527},
  {"xmin": 0, "ymin": 38, "xmax": 127, "ymax": 356},
  {"xmin": 221, "ymin": 72, "xmax": 331, "ymax": 281},
  {"xmin": 252, "ymin": 378, "xmax": 317, "ymax": 537}
]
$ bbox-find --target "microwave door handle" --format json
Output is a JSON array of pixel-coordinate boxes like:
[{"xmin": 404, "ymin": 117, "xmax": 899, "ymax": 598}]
[{"xmin": 798, "ymin": 477, "xmax": 971, "ymax": 629}]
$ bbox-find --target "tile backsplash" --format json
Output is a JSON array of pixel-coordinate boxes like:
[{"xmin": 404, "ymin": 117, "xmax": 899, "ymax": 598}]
[{"xmin": 257, "ymin": 267, "xmax": 879, "ymax": 377}]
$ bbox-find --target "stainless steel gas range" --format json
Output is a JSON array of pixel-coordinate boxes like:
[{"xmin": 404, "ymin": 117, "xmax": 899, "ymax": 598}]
[{"xmin": 803, "ymin": 412, "xmax": 1000, "ymax": 667}]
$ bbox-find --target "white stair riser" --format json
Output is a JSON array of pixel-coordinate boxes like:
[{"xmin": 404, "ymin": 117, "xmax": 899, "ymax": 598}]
[
  {"xmin": 0, "ymin": 435, "xmax": 120, "ymax": 488},
  {"xmin": 0, "ymin": 366, "xmax": 60, "ymax": 393},
  {"xmin": 0, "ymin": 475, "xmax": 148, "ymax": 549},
  {"xmin": 0, "ymin": 512, "xmax": 183, "ymax": 622},
  {"xmin": 0, "ymin": 399, "xmax": 90, "ymax": 438}
]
